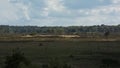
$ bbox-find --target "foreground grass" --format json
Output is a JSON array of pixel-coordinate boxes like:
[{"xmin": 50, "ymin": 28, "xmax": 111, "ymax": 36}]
[{"xmin": 0, "ymin": 41, "xmax": 120, "ymax": 68}]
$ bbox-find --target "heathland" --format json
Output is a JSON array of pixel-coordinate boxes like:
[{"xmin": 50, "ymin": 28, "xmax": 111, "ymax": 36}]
[{"xmin": 0, "ymin": 25, "xmax": 120, "ymax": 68}]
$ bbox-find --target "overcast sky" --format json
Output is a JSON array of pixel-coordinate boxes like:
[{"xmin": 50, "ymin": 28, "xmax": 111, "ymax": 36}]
[{"xmin": 0, "ymin": 0, "xmax": 120, "ymax": 26}]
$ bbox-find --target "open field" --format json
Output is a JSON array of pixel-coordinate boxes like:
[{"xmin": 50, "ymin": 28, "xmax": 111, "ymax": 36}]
[{"xmin": 0, "ymin": 40, "xmax": 120, "ymax": 68}]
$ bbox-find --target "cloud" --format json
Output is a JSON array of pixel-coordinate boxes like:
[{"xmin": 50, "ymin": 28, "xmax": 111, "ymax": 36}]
[
  {"xmin": 0, "ymin": 0, "xmax": 19, "ymax": 23},
  {"xmin": 41, "ymin": 0, "xmax": 66, "ymax": 17},
  {"xmin": 0, "ymin": 0, "xmax": 32, "ymax": 24},
  {"xmin": 11, "ymin": 0, "xmax": 31, "ymax": 20},
  {"xmin": 0, "ymin": 0, "xmax": 120, "ymax": 26},
  {"xmin": 111, "ymin": 0, "xmax": 120, "ymax": 4},
  {"xmin": 22, "ymin": 6, "xmax": 30, "ymax": 20},
  {"xmin": 45, "ymin": 0, "xmax": 65, "ymax": 11},
  {"xmin": 18, "ymin": 3, "xmax": 31, "ymax": 20}
]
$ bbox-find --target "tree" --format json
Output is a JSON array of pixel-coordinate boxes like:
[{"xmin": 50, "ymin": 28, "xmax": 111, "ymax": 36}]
[{"xmin": 4, "ymin": 48, "xmax": 30, "ymax": 68}]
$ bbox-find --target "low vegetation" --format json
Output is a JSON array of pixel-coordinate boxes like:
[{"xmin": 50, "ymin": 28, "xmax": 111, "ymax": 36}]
[
  {"xmin": 0, "ymin": 41, "xmax": 119, "ymax": 68},
  {"xmin": 100, "ymin": 58, "xmax": 120, "ymax": 68},
  {"xmin": 0, "ymin": 25, "xmax": 119, "ymax": 68},
  {"xmin": 4, "ymin": 48, "xmax": 30, "ymax": 68}
]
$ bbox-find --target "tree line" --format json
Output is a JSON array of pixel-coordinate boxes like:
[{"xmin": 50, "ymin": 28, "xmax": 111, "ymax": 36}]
[{"xmin": 0, "ymin": 24, "xmax": 120, "ymax": 36}]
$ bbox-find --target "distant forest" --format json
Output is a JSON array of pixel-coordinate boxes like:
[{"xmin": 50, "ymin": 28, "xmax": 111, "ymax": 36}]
[{"xmin": 0, "ymin": 25, "xmax": 120, "ymax": 36}]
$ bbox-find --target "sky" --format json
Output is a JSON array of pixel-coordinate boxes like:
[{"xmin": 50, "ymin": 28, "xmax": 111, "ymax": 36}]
[{"xmin": 0, "ymin": 0, "xmax": 120, "ymax": 26}]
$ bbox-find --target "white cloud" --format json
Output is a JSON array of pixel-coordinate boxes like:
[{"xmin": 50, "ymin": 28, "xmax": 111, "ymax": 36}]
[
  {"xmin": 111, "ymin": 0, "xmax": 120, "ymax": 4},
  {"xmin": 78, "ymin": 5, "xmax": 120, "ymax": 16},
  {"xmin": 0, "ymin": 0, "xmax": 120, "ymax": 26},
  {"xmin": 21, "ymin": 5, "xmax": 31, "ymax": 20},
  {"xmin": 12, "ymin": 1, "xmax": 31, "ymax": 20},
  {"xmin": 42, "ymin": 0, "xmax": 66, "ymax": 16},
  {"xmin": 0, "ymin": 0, "xmax": 32, "ymax": 25},
  {"xmin": 0, "ymin": 0, "xmax": 20, "ymax": 22},
  {"xmin": 45, "ymin": 0, "xmax": 65, "ymax": 11}
]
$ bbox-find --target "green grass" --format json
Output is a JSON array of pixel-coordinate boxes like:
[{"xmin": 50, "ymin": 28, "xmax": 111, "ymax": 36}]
[{"xmin": 0, "ymin": 41, "xmax": 120, "ymax": 68}]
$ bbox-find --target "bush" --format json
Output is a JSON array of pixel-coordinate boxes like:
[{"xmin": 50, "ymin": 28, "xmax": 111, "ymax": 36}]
[
  {"xmin": 100, "ymin": 58, "xmax": 119, "ymax": 68},
  {"xmin": 42, "ymin": 58, "xmax": 72, "ymax": 68},
  {"xmin": 4, "ymin": 48, "xmax": 30, "ymax": 68},
  {"xmin": 39, "ymin": 43, "xmax": 43, "ymax": 46}
]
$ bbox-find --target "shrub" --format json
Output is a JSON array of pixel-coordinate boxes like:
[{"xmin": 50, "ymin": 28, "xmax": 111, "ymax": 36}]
[
  {"xmin": 100, "ymin": 58, "xmax": 119, "ymax": 68},
  {"xmin": 4, "ymin": 48, "xmax": 30, "ymax": 68},
  {"xmin": 39, "ymin": 43, "xmax": 43, "ymax": 46},
  {"xmin": 42, "ymin": 57, "xmax": 72, "ymax": 68}
]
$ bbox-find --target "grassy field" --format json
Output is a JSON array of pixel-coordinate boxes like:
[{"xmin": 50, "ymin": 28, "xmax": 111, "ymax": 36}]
[{"xmin": 0, "ymin": 41, "xmax": 120, "ymax": 68}]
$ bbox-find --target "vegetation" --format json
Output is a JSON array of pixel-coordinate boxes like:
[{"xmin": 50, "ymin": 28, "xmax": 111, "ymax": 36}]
[
  {"xmin": 100, "ymin": 59, "xmax": 120, "ymax": 68},
  {"xmin": 4, "ymin": 48, "xmax": 30, "ymax": 68},
  {"xmin": 42, "ymin": 58, "xmax": 72, "ymax": 68},
  {"xmin": 104, "ymin": 31, "xmax": 110, "ymax": 38},
  {"xmin": 0, "ymin": 41, "xmax": 119, "ymax": 68},
  {"xmin": 0, "ymin": 25, "xmax": 120, "ymax": 36},
  {"xmin": 0, "ymin": 25, "xmax": 119, "ymax": 68}
]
